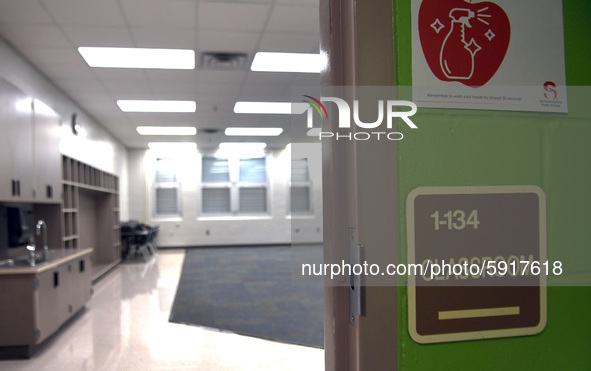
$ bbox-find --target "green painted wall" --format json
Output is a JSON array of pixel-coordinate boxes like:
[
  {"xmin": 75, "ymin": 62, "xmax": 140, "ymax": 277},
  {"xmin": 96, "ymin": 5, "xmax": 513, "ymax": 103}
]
[{"xmin": 394, "ymin": 0, "xmax": 591, "ymax": 369}]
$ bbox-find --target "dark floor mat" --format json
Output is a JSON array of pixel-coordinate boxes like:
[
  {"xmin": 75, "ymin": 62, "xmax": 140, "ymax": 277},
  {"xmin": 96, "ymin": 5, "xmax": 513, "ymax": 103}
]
[{"xmin": 169, "ymin": 245, "xmax": 324, "ymax": 348}]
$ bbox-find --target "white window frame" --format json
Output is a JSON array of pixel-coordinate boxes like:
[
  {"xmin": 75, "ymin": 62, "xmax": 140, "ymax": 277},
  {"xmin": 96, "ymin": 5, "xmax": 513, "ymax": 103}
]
[{"xmin": 200, "ymin": 154, "xmax": 270, "ymax": 216}]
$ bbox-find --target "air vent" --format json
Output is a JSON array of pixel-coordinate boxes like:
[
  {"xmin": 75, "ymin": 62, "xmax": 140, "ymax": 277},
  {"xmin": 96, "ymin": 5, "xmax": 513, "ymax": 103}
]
[
  {"xmin": 198, "ymin": 128, "xmax": 221, "ymax": 134},
  {"xmin": 200, "ymin": 52, "xmax": 248, "ymax": 70}
]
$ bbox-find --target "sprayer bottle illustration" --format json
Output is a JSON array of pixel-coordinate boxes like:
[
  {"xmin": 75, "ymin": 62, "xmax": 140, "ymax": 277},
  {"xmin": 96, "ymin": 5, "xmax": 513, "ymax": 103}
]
[{"xmin": 439, "ymin": 8, "xmax": 481, "ymax": 80}]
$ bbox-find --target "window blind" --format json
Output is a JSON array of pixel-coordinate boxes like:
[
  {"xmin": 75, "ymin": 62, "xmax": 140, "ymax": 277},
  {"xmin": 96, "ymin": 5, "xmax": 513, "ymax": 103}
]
[
  {"xmin": 156, "ymin": 187, "xmax": 179, "ymax": 215},
  {"xmin": 239, "ymin": 187, "xmax": 267, "ymax": 213},
  {"xmin": 202, "ymin": 188, "xmax": 231, "ymax": 214}
]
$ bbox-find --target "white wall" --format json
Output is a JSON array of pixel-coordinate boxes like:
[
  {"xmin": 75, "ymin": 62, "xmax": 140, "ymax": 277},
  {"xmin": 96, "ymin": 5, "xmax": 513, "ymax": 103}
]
[
  {"xmin": 126, "ymin": 144, "xmax": 323, "ymax": 247},
  {"xmin": 0, "ymin": 37, "xmax": 129, "ymax": 220}
]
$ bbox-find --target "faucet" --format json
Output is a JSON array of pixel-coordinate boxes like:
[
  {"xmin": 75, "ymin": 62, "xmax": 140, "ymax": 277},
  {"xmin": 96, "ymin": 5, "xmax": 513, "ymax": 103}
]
[
  {"xmin": 26, "ymin": 238, "xmax": 36, "ymax": 266},
  {"xmin": 36, "ymin": 220, "xmax": 48, "ymax": 260}
]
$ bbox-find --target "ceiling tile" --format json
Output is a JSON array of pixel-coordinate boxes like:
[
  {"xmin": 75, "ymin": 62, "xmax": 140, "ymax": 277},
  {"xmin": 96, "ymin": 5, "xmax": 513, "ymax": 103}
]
[
  {"xmin": 198, "ymin": 2, "xmax": 269, "ymax": 32},
  {"xmin": 238, "ymin": 84, "xmax": 291, "ymax": 101},
  {"xmin": 244, "ymin": 71, "xmax": 294, "ymax": 86},
  {"xmin": 18, "ymin": 46, "xmax": 85, "ymax": 69},
  {"xmin": 197, "ymin": 31, "xmax": 259, "ymax": 54},
  {"xmin": 0, "ymin": 0, "xmax": 54, "ymax": 24},
  {"xmin": 53, "ymin": 77, "xmax": 109, "ymax": 94},
  {"xmin": 131, "ymin": 27, "xmax": 195, "ymax": 49},
  {"xmin": 0, "ymin": 24, "xmax": 70, "ymax": 48},
  {"xmin": 102, "ymin": 81, "xmax": 153, "ymax": 96},
  {"xmin": 63, "ymin": 26, "xmax": 134, "ymax": 47},
  {"xmin": 290, "ymin": 73, "xmax": 320, "ymax": 87},
  {"xmin": 42, "ymin": 0, "xmax": 126, "ymax": 26},
  {"xmin": 121, "ymin": 0, "xmax": 196, "ymax": 28},
  {"xmin": 258, "ymin": 32, "xmax": 319, "ymax": 53},
  {"xmin": 92, "ymin": 68, "xmax": 150, "ymax": 82},
  {"xmin": 197, "ymin": 70, "xmax": 246, "ymax": 85},
  {"xmin": 38, "ymin": 65, "xmax": 96, "ymax": 80},
  {"xmin": 267, "ymin": 5, "xmax": 319, "ymax": 34},
  {"xmin": 146, "ymin": 81, "xmax": 198, "ymax": 96},
  {"xmin": 146, "ymin": 69, "xmax": 197, "ymax": 83}
]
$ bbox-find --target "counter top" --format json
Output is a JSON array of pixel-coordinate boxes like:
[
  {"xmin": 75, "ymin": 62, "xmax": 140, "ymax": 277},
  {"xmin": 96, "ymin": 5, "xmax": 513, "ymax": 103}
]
[{"xmin": 0, "ymin": 248, "xmax": 93, "ymax": 275}]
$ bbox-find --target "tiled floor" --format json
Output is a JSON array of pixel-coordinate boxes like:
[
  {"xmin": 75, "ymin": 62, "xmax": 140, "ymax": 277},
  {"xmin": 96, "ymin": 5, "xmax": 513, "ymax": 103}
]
[{"xmin": 1, "ymin": 250, "xmax": 324, "ymax": 370}]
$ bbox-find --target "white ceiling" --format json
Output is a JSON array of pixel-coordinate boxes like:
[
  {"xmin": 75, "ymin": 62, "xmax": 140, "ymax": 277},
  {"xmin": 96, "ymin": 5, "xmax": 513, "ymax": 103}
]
[{"xmin": 0, "ymin": 0, "xmax": 320, "ymax": 149}]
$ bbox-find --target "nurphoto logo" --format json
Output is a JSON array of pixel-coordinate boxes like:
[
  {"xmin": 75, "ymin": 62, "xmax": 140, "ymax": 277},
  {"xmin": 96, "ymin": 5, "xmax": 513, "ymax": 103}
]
[{"xmin": 303, "ymin": 95, "xmax": 418, "ymax": 141}]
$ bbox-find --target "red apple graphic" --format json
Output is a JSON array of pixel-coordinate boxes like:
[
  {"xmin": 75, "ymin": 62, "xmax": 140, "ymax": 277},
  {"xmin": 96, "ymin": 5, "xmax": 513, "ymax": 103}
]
[{"xmin": 419, "ymin": 0, "xmax": 511, "ymax": 88}]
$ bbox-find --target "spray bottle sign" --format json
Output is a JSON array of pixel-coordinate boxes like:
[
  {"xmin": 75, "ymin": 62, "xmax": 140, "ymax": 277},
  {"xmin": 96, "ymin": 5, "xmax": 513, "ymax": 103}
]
[{"xmin": 419, "ymin": 0, "xmax": 511, "ymax": 88}]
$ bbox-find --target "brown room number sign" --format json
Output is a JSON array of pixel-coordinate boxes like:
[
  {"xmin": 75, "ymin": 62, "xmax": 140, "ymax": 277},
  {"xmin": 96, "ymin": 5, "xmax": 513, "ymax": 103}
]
[{"xmin": 406, "ymin": 186, "xmax": 547, "ymax": 344}]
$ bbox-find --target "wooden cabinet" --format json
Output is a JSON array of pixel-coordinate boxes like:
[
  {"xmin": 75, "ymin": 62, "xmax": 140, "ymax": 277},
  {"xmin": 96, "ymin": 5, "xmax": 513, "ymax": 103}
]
[
  {"xmin": 54, "ymin": 254, "xmax": 91, "ymax": 326},
  {"xmin": 36, "ymin": 268, "xmax": 60, "ymax": 342},
  {"xmin": 0, "ymin": 249, "xmax": 93, "ymax": 358},
  {"xmin": 0, "ymin": 78, "xmax": 61, "ymax": 204},
  {"xmin": 70, "ymin": 256, "xmax": 92, "ymax": 314}
]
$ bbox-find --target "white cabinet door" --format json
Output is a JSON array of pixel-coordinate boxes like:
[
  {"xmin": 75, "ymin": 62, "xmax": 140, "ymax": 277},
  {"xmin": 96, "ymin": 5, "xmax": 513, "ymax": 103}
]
[
  {"xmin": 33, "ymin": 100, "xmax": 62, "ymax": 203},
  {"xmin": 55, "ymin": 262, "xmax": 73, "ymax": 326},
  {"xmin": 35, "ymin": 269, "xmax": 60, "ymax": 343},
  {"xmin": 0, "ymin": 78, "xmax": 34, "ymax": 202},
  {"xmin": 70, "ymin": 255, "xmax": 92, "ymax": 314}
]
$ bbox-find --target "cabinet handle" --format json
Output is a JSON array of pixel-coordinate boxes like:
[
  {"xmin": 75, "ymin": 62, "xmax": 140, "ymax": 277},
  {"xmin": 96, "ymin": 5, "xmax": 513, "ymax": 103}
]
[
  {"xmin": 79, "ymin": 259, "xmax": 85, "ymax": 273},
  {"xmin": 53, "ymin": 271, "xmax": 59, "ymax": 287},
  {"xmin": 46, "ymin": 185, "xmax": 53, "ymax": 199},
  {"xmin": 11, "ymin": 179, "xmax": 16, "ymax": 196}
]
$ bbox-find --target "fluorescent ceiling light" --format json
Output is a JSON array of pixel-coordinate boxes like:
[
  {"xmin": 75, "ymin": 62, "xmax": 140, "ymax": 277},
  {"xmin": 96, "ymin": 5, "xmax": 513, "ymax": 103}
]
[
  {"xmin": 218, "ymin": 142, "xmax": 267, "ymax": 151},
  {"xmin": 148, "ymin": 142, "xmax": 197, "ymax": 151},
  {"xmin": 117, "ymin": 100, "xmax": 196, "ymax": 113},
  {"xmin": 225, "ymin": 127, "xmax": 283, "ymax": 136},
  {"xmin": 251, "ymin": 52, "xmax": 321, "ymax": 73},
  {"xmin": 78, "ymin": 47, "xmax": 195, "ymax": 69},
  {"xmin": 234, "ymin": 101, "xmax": 308, "ymax": 114},
  {"xmin": 137, "ymin": 126, "xmax": 197, "ymax": 136}
]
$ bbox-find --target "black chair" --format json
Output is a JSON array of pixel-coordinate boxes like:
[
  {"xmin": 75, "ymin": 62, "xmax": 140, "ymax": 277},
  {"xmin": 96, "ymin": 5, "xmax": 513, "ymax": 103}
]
[
  {"xmin": 121, "ymin": 222, "xmax": 154, "ymax": 261},
  {"xmin": 147, "ymin": 225, "xmax": 159, "ymax": 255}
]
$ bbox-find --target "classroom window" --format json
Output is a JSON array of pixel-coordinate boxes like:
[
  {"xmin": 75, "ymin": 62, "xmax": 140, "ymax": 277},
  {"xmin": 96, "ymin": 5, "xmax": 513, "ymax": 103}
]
[
  {"xmin": 201, "ymin": 155, "xmax": 268, "ymax": 215},
  {"xmin": 153, "ymin": 158, "xmax": 181, "ymax": 217},
  {"xmin": 290, "ymin": 158, "xmax": 312, "ymax": 214}
]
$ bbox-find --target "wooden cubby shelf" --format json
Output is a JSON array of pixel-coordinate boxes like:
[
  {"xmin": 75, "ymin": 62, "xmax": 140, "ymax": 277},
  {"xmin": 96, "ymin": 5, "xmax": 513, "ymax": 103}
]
[{"xmin": 61, "ymin": 155, "xmax": 121, "ymax": 281}]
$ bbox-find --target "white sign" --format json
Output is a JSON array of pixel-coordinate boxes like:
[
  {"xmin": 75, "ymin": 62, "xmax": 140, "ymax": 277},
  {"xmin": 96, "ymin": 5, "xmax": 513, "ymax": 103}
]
[{"xmin": 412, "ymin": 0, "xmax": 567, "ymax": 112}]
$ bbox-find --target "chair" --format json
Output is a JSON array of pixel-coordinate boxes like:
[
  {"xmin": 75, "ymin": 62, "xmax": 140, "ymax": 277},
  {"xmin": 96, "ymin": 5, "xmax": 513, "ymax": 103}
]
[
  {"xmin": 147, "ymin": 225, "xmax": 159, "ymax": 255},
  {"xmin": 127, "ymin": 230, "xmax": 151, "ymax": 261}
]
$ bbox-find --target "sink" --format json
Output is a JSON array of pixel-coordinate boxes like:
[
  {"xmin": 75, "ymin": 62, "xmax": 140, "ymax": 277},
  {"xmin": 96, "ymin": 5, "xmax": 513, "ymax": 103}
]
[
  {"xmin": 4, "ymin": 259, "xmax": 38, "ymax": 268},
  {"xmin": 0, "ymin": 254, "xmax": 57, "ymax": 268}
]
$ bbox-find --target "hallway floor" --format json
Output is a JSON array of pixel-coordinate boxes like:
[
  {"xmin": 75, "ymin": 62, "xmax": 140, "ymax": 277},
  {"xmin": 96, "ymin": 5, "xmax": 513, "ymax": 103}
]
[{"xmin": 0, "ymin": 250, "xmax": 324, "ymax": 370}]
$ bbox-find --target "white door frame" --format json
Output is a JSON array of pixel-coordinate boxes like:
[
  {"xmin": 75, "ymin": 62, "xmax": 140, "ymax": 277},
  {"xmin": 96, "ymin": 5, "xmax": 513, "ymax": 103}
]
[{"xmin": 320, "ymin": 0, "xmax": 399, "ymax": 370}]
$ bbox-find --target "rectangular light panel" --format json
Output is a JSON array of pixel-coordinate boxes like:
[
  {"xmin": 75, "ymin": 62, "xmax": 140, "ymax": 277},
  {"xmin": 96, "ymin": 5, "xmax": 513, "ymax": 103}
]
[
  {"xmin": 234, "ymin": 101, "xmax": 308, "ymax": 114},
  {"xmin": 251, "ymin": 52, "xmax": 321, "ymax": 73},
  {"xmin": 148, "ymin": 142, "xmax": 197, "ymax": 151},
  {"xmin": 218, "ymin": 142, "xmax": 267, "ymax": 151},
  {"xmin": 79, "ymin": 47, "xmax": 195, "ymax": 69},
  {"xmin": 118, "ymin": 100, "xmax": 196, "ymax": 113},
  {"xmin": 137, "ymin": 126, "xmax": 197, "ymax": 136},
  {"xmin": 225, "ymin": 127, "xmax": 283, "ymax": 136}
]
